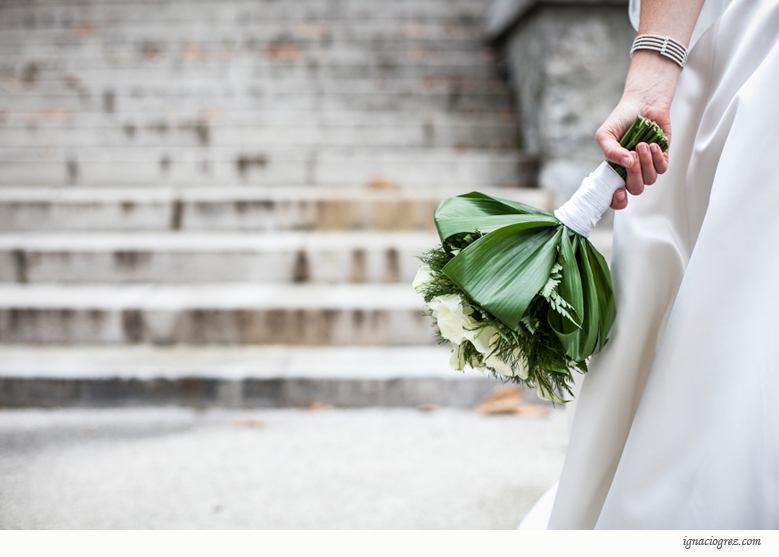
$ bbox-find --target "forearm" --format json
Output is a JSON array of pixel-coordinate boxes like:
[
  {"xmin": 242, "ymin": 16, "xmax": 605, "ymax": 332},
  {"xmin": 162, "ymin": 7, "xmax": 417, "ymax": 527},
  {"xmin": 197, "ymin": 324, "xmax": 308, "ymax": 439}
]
[
  {"xmin": 625, "ymin": 0, "xmax": 707, "ymax": 102},
  {"xmin": 601, "ymin": 0, "xmax": 707, "ymax": 208},
  {"xmin": 638, "ymin": 0, "xmax": 707, "ymax": 41}
]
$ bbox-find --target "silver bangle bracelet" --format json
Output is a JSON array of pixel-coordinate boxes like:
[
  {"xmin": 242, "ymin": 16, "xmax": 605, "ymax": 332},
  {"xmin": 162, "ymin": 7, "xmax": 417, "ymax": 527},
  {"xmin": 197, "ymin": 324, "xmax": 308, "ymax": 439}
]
[{"xmin": 630, "ymin": 34, "xmax": 688, "ymax": 68}]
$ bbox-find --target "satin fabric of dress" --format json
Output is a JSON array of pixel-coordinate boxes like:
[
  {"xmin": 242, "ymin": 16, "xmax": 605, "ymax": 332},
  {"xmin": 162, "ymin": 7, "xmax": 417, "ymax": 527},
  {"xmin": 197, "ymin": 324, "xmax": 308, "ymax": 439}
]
[{"xmin": 548, "ymin": 0, "xmax": 779, "ymax": 529}]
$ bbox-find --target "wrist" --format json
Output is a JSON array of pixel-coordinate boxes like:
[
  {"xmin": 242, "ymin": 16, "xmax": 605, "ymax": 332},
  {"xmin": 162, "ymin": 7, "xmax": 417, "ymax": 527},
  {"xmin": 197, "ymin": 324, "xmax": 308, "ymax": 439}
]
[
  {"xmin": 623, "ymin": 50, "xmax": 680, "ymax": 106},
  {"xmin": 631, "ymin": 35, "xmax": 688, "ymax": 69}
]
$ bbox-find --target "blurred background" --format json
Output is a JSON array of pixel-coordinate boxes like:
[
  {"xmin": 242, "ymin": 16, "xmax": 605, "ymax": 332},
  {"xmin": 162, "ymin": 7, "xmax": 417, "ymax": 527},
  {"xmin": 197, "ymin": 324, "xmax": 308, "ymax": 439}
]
[{"xmin": 0, "ymin": 0, "xmax": 633, "ymax": 528}]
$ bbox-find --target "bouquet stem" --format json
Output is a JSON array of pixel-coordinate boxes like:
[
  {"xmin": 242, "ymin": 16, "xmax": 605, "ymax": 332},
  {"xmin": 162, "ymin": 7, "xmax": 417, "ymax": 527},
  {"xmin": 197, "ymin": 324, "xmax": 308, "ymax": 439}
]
[{"xmin": 607, "ymin": 116, "xmax": 669, "ymax": 180}]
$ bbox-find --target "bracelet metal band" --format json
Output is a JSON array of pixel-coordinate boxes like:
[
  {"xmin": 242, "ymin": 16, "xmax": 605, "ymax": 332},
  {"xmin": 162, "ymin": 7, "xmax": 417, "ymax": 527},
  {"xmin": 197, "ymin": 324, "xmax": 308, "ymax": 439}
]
[{"xmin": 630, "ymin": 34, "xmax": 688, "ymax": 68}]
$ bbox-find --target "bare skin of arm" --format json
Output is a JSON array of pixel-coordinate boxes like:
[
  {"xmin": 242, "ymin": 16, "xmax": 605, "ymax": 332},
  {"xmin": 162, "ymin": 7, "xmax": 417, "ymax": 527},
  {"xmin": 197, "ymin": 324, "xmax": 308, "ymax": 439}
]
[{"xmin": 603, "ymin": 0, "xmax": 707, "ymax": 209}]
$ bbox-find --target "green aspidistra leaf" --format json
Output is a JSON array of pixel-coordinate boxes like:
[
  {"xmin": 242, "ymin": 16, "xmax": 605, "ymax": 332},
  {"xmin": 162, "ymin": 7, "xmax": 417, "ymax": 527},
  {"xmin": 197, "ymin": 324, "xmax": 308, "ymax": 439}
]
[
  {"xmin": 434, "ymin": 193, "xmax": 557, "ymax": 244},
  {"xmin": 586, "ymin": 241, "xmax": 616, "ymax": 352},
  {"xmin": 575, "ymin": 235, "xmax": 601, "ymax": 358},
  {"xmin": 442, "ymin": 223, "xmax": 562, "ymax": 331},
  {"xmin": 548, "ymin": 229, "xmax": 588, "ymax": 360}
]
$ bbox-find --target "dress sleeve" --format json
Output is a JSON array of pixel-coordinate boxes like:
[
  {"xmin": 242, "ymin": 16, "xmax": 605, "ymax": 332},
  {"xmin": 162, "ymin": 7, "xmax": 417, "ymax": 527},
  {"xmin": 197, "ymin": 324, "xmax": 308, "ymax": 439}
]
[
  {"xmin": 627, "ymin": 0, "xmax": 734, "ymax": 49},
  {"xmin": 629, "ymin": 0, "xmax": 641, "ymax": 32}
]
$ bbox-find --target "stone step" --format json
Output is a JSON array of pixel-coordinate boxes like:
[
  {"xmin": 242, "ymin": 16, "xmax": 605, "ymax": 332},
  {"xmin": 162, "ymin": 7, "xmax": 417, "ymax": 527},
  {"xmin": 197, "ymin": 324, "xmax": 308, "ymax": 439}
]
[
  {"xmin": 0, "ymin": 231, "xmax": 436, "ymax": 285},
  {"xmin": 0, "ymin": 186, "xmax": 552, "ymax": 232},
  {"xmin": 0, "ymin": 0, "xmax": 490, "ymax": 8},
  {"xmin": 0, "ymin": 41, "xmax": 495, "ymax": 64},
  {"xmin": 0, "ymin": 21, "xmax": 485, "ymax": 36},
  {"xmin": 0, "ymin": 120, "xmax": 518, "ymax": 150},
  {"xmin": 0, "ymin": 34, "xmax": 488, "ymax": 55},
  {"xmin": 0, "ymin": 40, "xmax": 495, "ymax": 62},
  {"xmin": 0, "ymin": 227, "xmax": 614, "ymax": 344},
  {"xmin": 0, "ymin": 75, "xmax": 509, "ymax": 96},
  {"xmin": 0, "ymin": 283, "xmax": 433, "ymax": 345},
  {"xmin": 0, "ymin": 345, "xmax": 505, "ymax": 408},
  {"xmin": 0, "ymin": 2, "xmax": 490, "ymax": 28},
  {"xmin": 0, "ymin": 20, "xmax": 488, "ymax": 47},
  {"xmin": 0, "ymin": 237, "xmax": 615, "ymax": 344},
  {"xmin": 0, "ymin": 106, "xmax": 517, "ymax": 138},
  {"xmin": 0, "ymin": 109, "xmax": 516, "ymax": 127},
  {"xmin": 2, "ymin": 0, "xmax": 488, "ymax": 5},
  {"xmin": 0, "ymin": 228, "xmax": 611, "ymax": 287},
  {"xmin": 0, "ymin": 59, "xmax": 500, "ymax": 82},
  {"xmin": 0, "ymin": 89, "xmax": 511, "ymax": 113},
  {"xmin": 0, "ymin": 148, "xmax": 535, "ymax": 188}
]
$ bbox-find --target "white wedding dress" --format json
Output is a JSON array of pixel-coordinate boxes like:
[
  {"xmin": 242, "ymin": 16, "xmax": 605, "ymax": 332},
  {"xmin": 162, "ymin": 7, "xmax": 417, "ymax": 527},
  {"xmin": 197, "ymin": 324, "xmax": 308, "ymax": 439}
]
[{"xmin": 524, "ymin": 0, "xmax": 779, "ymax": 529}]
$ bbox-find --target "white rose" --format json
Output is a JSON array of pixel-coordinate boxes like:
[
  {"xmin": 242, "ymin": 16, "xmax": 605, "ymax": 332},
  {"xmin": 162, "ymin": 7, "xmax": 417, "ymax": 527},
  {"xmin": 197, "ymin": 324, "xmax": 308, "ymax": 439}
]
[
  {"xmin": 428, "ymin": 294, "xmax": 478, "ymax": 345},
  {"xmin": 449, "ymin": 341, "xmax": 488, "ymax": 373},
  {"xmin": 485, "ymin": 348, "xmax": 529, "ymax": 379},
  {"xmin": 485, "ymin": 352, "xmax": 514, "ymax": 377},
  {"xmin": 412, "ymin": 265, "xmax": 435, "ymax": 290},
  {"xmin": 469, "ymin": 354, "xmax": 488, "ymax": 373},
  {"xmin": 449, "ymin": 342, "xmax": 466, "ymax": 371},
  {"xmin": 516, "ymin": 352, "xmax": 529, "ymax": 380},
  {"xmin": 465, "ymin": 325, "xmax": 497, "ymax": 354}
]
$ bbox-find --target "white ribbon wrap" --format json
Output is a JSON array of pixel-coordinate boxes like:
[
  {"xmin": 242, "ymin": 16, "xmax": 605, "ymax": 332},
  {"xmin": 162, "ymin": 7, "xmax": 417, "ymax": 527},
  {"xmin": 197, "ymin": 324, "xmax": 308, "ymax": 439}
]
[{"xmin": 553, "ymin": 161, "xmax": 626, "ymax": 238}]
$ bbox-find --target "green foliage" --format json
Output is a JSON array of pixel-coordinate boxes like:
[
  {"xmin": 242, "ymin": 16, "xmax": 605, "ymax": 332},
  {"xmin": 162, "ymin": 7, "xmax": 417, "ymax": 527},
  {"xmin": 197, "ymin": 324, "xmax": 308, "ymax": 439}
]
[
  {"xmin": 417, "ymin": 236, "xmax": 588, "ymax": 403},
  {"xmin": 540, "ymin": 262, "xmax": 580, "ymax": 329}
]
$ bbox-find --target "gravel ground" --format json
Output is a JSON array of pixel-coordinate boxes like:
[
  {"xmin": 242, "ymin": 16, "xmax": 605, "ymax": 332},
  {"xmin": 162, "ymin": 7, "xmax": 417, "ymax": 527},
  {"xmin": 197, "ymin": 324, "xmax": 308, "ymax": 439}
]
[{"xmin": 0, "ymin": 406, "xmax": 567, "ymax": 529}]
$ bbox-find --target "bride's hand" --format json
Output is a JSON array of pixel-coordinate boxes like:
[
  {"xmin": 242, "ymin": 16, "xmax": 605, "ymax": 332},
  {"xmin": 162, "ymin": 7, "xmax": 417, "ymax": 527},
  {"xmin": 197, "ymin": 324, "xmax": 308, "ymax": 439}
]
[
  {"xmin": 597, "ymin": 100, "xmax": 671, "ymax": 210},
  {"xmin": 599, "ymin": 51, "xmax": 680, "ymax": 210}
]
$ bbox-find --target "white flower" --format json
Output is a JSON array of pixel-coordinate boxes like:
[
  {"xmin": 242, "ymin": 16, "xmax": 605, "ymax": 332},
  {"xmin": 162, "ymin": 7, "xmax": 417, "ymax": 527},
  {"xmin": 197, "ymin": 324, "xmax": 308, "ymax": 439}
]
[
  {"xmin": 449, "ymin": 341, "xmax": 488, "ymax": 373},
  {"xmin": 467, "ymin": 348, "xmax": 488, "ymax": 373},
  {"xmin": 428, "ymin": 294, "xmax": 478, "ymax": 345},
  {"xmin": 449, "ymin": 342, "xmax": 466, "ymax": 371},
  {"xmin": 536, "ymin": 383, "xmax": 566, "ymax": 404},
  {"xmin": 516, "ymin": 352, "xmax": 529, "ymax": 380},
  {"xmin": 485, "ymin": 352, "xmax": 514, "ymax": 377},
  {"xmin": 485, "ymin": 347, "xmax": 529, "ymax": 379},
  {"xmin": 465, "ymin": 325, "xmax": 497, "ymax": 354},
  {"xmin": 412, "ymin": 265, "xmax": 435, "ymax": 290}
]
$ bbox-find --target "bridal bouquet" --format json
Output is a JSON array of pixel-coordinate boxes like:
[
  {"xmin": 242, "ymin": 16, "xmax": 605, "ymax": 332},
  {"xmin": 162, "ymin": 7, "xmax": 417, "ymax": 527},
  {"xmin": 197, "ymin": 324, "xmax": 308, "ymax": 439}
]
[{"xmin": 414, "ymin": 116, "xmax": 668, "ymax": 403}]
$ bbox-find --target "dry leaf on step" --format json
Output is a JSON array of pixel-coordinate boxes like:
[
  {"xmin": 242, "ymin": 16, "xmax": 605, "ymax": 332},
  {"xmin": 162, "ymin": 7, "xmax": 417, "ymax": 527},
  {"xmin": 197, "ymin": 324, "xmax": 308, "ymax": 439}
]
[
  {"xmin": 515, "ymin": 404, "xmax": 549, "ymax": 416},
  {"xmin": 367, "ymin": 176, "xmax": 394, "ymax": 189},
  {"xmin": 474, "ymin": 385, "xmax": 548, "ymax": 416},
  {"xmin": 233, "ymin": 416, "xmax": 264, "ymax": 428},
  {"xmin": 306, "ymin": 400, "xmax": 334, "ymax": 411},
  {"xmin": 481, "ymin": 385, "xmax": 523, "ymax": 401},
  {"xmin": 267, "ymin": 41, "xmax": 300, "ymax": 61}
]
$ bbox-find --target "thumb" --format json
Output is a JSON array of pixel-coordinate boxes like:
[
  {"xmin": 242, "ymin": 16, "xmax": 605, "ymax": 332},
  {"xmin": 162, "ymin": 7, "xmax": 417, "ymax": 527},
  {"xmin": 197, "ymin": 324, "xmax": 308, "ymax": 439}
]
[{"xmin": 596, "ymin": 127, "xmax": 634, "ymax": 169}]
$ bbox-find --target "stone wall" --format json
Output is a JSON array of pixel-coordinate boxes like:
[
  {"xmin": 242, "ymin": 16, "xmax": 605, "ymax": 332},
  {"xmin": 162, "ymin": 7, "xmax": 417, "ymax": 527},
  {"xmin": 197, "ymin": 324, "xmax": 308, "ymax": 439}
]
[{"xmin": 491, "ymin": 0, "xmax": 635, "ymax": 207}]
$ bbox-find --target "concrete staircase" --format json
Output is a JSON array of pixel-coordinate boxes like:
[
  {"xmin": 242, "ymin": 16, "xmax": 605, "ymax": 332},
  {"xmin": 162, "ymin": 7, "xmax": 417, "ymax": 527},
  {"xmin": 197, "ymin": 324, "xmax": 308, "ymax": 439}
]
[{"xmin": 0, "ymin": 0, "xmax": 553, "ymax": 407}]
